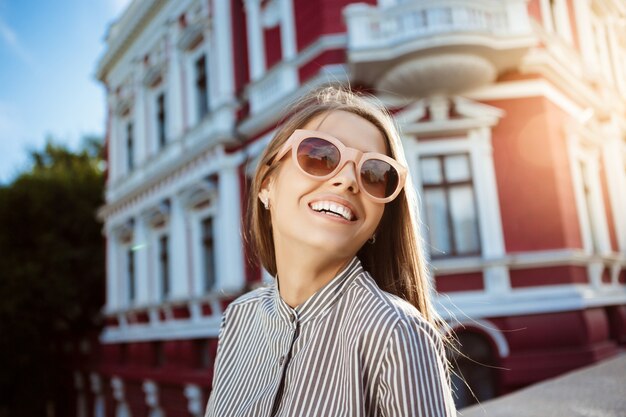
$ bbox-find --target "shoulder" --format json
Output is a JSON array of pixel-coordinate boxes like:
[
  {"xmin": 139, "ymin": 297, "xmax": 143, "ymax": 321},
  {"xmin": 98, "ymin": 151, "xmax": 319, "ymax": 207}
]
[
  {"xmin": 351, "ymin": 272, "xmax": 442, "ymax": 346},
  {"xmin": 223, "ymin": 284, "xmax": 274, "ymax": 316}
]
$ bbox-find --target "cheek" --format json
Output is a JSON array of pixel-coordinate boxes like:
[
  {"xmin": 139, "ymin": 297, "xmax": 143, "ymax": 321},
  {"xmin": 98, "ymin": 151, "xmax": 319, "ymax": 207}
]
[
  {"xmin": 364, "ymin": 204, "xmax": 385, "ymax": 232},
  {"xmin": 270, "ymin": 164, "xmax": 317, "ymax": 209}
]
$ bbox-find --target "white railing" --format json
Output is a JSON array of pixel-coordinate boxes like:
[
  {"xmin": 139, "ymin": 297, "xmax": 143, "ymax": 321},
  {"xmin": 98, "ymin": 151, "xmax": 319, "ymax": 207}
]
[
  {"xmin": 344, "ymin": 0, "xmax": 531, "ymax": 50},
  {"xmin": 248, "ymin": 62, "xmax": 299, "ymax": 115}
]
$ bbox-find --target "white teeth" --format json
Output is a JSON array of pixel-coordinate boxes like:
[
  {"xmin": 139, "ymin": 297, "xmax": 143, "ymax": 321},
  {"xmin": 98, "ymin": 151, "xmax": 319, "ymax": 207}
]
[{"xmin": 310, "ymin": 200, "xmax": 354, "ymax": 221}]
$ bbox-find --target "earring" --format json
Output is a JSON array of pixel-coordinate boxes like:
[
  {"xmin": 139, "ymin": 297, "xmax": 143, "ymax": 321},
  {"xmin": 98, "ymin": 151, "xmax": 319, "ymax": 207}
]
[
  {"xmin": 368, "ymin": 233, "xmax": 376, "ymax": 244},
  {"xmin": 260, "ymin": 197, "xmax": 270, "ymax": 210}
]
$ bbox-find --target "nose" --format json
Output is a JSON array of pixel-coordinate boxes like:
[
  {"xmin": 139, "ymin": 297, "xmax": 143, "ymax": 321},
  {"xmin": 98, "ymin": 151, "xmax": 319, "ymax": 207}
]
[{"xmin": 330, "ymin": 161, "xmax": 359, "ymax": 194}]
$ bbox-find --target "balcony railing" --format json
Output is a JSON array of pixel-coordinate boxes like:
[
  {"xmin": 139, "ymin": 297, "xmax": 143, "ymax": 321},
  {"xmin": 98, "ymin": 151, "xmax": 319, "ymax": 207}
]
[
  {"xmin": 345, "ymin": 0, "xmax": 531, "ymax": 52},
  {"xmin": 247, "ymin": 62, "xmax": 299, "ymax": 115}
]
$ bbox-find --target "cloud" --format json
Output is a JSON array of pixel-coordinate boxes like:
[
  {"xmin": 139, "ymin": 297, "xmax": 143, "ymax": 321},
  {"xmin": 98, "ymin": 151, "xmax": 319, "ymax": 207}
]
[{"xmin": 0, "ymin": 16, "xmax": 33, "ymax": 64}]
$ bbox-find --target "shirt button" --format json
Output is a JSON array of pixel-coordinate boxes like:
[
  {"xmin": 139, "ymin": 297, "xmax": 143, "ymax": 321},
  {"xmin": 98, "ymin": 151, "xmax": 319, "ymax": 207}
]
[
  {"xmin": 290, "ymin": 314, "xmax": 296, "ymax": 323},
  {"xmin": 279, "ymin": 355, "xmax": 285, "ymax": 366}
]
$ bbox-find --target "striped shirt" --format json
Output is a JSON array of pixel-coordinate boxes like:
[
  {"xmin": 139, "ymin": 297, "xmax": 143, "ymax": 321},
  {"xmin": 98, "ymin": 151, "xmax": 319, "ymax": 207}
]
[{"xmin": 205, "ymin": 257, "xmax": 456, "ymax": 417}]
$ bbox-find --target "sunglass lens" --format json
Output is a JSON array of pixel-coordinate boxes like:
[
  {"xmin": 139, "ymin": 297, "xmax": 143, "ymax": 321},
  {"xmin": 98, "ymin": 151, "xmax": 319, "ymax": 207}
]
[
  {"xmin": 361, "ymin": 159, "xmax": 399, "ymax": 199},
  {"xmin": 297, "ymin": 137, "xmax": 340, "ymax": 176}
]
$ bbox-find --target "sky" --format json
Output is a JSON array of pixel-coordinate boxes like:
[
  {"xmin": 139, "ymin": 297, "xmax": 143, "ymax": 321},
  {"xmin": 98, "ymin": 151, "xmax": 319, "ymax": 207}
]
[{"xmin": 0, "ymin": 0, "xmax": 132, "ymax": 184}]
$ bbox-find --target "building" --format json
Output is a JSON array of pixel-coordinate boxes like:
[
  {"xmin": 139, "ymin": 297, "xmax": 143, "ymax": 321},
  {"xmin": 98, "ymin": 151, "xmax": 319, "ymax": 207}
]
[{"xmin": 77, "ymin": 0, "xmax": 626, "ymax": 415}]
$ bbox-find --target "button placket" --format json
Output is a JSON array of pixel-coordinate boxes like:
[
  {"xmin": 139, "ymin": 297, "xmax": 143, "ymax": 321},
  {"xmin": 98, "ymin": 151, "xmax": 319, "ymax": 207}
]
[{"xmin": 270, "ymin": 317, "xmax": 301, "ymax": 417}]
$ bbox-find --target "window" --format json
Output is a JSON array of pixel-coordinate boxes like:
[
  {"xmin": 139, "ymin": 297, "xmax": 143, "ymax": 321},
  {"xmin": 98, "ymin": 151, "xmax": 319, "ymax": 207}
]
[
  {"xmin": 195, "ymin": 54, "xmax": 209, "ymax": 120},
  {"xmin": 127, "ymin": 249, "xmax": 135, "ymax": 302},
  {"xmin": 201, "ymin": 217, "xmax": 216, "ymax": 292},
  {"xmin": 447, "ymin": 332, "xmax": 496, "ymax": 408},
  {"xmin": 157, "ymin": 93, "xmax": 166, "ymax": 149},
  {"xmin": 159, "ymin": 234, "xmax": 170, "ymax": 299},
  {"xmin": 126, "ymin": 122, "xmax": 134, "ymax": 171},
  {"xmin": 420, "ymin": 154, "xmax": 481, "ymax": 258}
]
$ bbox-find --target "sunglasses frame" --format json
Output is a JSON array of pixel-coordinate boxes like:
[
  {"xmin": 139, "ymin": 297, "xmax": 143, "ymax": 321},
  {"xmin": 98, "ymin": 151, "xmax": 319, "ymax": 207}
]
[{"xmin": 272, "ymin": 129, "xmax": 408, "ymax": 203}]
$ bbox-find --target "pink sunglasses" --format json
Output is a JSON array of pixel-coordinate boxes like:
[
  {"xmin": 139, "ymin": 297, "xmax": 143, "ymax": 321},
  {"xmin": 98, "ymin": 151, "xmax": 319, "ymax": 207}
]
[{"xmin": 271, "ymin": 129, "xmax": 407, "ymax": 203}]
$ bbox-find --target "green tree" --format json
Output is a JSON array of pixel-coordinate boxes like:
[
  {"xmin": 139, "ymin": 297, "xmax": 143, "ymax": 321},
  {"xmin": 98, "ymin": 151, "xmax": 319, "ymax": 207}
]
[{"xmin": 0, "ymin": 136, "xmax": 105, "ymax": 417}]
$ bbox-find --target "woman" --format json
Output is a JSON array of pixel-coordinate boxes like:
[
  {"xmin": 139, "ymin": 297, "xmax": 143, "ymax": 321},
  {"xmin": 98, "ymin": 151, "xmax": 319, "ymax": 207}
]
[{"xmin": 205, "ymin": 87, "xmax": 456, "ymax": 416}]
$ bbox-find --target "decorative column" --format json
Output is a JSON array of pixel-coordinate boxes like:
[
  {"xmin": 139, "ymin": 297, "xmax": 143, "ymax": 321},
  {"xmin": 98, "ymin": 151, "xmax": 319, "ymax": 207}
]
[
  {"xmin": 107, "ymin": 99, "xmax": 119, "ymax": 182},
  {"xmin": 244, "ymin": 0, "xmax": 266, "ymax": 81},
  {"xmin": 601, "ymin": 124, "xmax": 626, "ymax": 254},
  {"xmin": 572, "ymin": 0, "xmax": 597, "ymax": 67},
  {"xmin": 216, "ymin": 150, "xmax": 246, "ymax": 292},
  {"xmin": 585, "ymin": 153, "xmax": 611, "ymax": 255},
  {"xmin": 135, "ymin": 215, "xmax": 150, "ymax": 305},
  {"xmin": 213, "ymin": 0, "xmax": 235, "ymax": 107},
  {"xmin": 469, "ymin": 127, "xmax": 511, "ymax": 294},
  {"xmin": 170, "ymin": 195, "xmax": 191, "ymax": 298},
  {"xmin": 167, "ymin": 27, "xmax": 186, "ymax": 137},
  {"xmin": 105, "ymin": 225, "xmax": 119, "ymax": 312},
  {"xmin": 133, "ymin": 66, "xmax": 148, "ymax": 163},
  {"xmin": 279, "ymin": 0, "xmax": 297, "ymax": 60}
]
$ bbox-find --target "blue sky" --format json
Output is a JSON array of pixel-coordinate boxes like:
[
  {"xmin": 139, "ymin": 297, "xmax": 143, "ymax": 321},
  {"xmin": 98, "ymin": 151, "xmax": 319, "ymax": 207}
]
[{"xmin": 0, "ymin": 0, "xmax": 131, "ymax": 183}]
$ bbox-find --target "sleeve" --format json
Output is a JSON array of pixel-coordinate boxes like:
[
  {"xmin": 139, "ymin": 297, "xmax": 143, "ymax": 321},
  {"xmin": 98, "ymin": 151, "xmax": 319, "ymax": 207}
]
[
  {"xmin": 377, "ymin": 318, "xmax": 456, "ymax": 417},
  {"xmin": 204, "ymin": 305, "xmax": 231, "ymax": 417}
]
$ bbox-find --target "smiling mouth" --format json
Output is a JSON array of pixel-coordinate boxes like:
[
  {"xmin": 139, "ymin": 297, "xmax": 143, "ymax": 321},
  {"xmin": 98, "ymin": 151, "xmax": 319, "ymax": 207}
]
[{"xmin": 309, "ymin": 201, "xmax": 356, "ymax": 221}]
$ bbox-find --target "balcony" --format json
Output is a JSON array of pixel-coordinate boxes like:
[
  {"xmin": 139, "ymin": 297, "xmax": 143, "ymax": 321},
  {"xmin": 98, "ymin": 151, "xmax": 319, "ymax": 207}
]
[
  {"xmin": 344, "ymin": 0, "xmax": 537, "ymax": 97},
  {"xmin": 247, "ymin": 62, "xmax": 299, "ymax": 115}
]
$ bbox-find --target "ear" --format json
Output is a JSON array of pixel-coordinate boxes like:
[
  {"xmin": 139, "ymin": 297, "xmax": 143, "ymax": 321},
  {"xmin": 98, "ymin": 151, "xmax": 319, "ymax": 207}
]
[{"xmin": 258, "ymin": 188, "xmax": 270, "ymax": 206}]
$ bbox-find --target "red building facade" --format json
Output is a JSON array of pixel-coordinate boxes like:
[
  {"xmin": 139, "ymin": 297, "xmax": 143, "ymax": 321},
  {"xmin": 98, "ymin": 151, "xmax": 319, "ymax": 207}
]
[{"xmin": 80, "ymin": 0, "xmax": 626, "ymax": 415}]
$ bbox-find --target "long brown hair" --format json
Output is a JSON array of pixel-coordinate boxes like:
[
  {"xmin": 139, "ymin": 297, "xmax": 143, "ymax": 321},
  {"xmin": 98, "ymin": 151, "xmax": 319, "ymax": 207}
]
[{"xmin": 246, "ymin": 86, "xmax": 437, "ymax": 324}]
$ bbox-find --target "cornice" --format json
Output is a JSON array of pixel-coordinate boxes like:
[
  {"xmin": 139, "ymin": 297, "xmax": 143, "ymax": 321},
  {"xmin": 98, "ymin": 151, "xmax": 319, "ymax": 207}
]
[{"xmin": 95, "ymin": 0, "xmax": 167, "ymax": 81}]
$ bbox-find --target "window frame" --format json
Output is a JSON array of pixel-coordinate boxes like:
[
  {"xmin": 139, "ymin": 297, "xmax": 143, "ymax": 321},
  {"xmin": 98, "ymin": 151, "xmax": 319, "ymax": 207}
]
[
  {"xmin": 190, "ymin": 201, "xmax": 219, "ymax": 296},
  {"xmin": 419, "ymin": 153, "xmax": 482, "ymax": 259}
]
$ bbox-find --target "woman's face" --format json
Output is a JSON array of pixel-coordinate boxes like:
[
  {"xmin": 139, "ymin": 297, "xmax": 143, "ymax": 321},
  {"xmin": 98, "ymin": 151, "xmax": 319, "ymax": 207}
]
[{"xmin": 261, "ymin": 110, "xmax": 387, "ymax": 260}]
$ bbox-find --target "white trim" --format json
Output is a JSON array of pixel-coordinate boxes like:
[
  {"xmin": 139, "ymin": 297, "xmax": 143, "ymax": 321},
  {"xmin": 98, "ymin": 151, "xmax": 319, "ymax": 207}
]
[
  {"xmin": 467, "ymin": 79, "xmax": 586, "ymax": 118},
  {"xmin": 101, "ymin": 315, "xmax": 223, "ymax": 343},
  {"xmin": 244, "ymin": 0, "xmax": 266, "ymax": 81},
  {"xmin": 105, "ymin": 234, "xmax": 120, "ymax": 313},
  {"xmin": 436, "ymin": 283, "xmax": 626, "ymax": 320},
  {"xmin": 169, "ymin": 195, "xmax": 190, "ymax": 299},
  {"xmin": 212, "ymin": 0, "xmax": 235, "ymax": 107},
  {"xmin": 602, "ymin": 132, "xmax": 626, "ymax": 254},
  {"xmin": 468, "ymin": 127, "xmax": 510, "ymax": 294},
  {"xmin": 448, "ymin": 318, "xmax": 510, "ymax": 357},
  {"xmin": 183, "ymin": 46, "xmax": 210, "ymax": 128},
  {"xmin": 280, "ymin": 0, "xmax": 297, "ymax": 60},
  {"xmin": 238, "ymin": 63, "xmax": 350, "ymax": 136},
  {"xmin": 573, "ymin": 0, "xmax": 597, "ymax": 66},
  {"xmin": 399, "ymin": 99, "xmax": 508, "ymax": 294},
  {"xmin": 215, "ymin": 152, "xmax": 246, "ymax": 292},
  {"xmin": 292, "ymin": 33, "xmax": 347, "ymax": 68},
  {"xmin": 568, "ymin": 133, "xmax": 612, "ymax": 258},
  {"xmin": 430, "ymin": 248, "xmax": 625, "ymax": 275},
  {"xmin": 134, "ymin": 215, "xmax": 151, "ymax": 305},
  {"xmin": 189, "ymin": 203, "xmax": 218, "ymax": 297}
]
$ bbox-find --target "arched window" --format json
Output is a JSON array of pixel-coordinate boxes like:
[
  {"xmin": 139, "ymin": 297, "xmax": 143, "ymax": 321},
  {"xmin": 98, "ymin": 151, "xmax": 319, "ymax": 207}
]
[{"xmin": 448, "ymin": 331, "xmax": 497, "ymax": 408}]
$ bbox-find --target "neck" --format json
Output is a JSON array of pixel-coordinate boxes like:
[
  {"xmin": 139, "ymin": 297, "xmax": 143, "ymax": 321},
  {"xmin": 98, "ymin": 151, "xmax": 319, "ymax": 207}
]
[{"xmin": 273, "ymin": 239, "xmax": 352, "ymax": 308}]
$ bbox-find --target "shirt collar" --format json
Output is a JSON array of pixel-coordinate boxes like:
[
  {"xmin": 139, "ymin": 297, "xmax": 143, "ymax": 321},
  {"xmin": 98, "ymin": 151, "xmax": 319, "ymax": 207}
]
[{"xmin": 273, "ymin": 256, "xmax": 363, "ymax": 326}]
